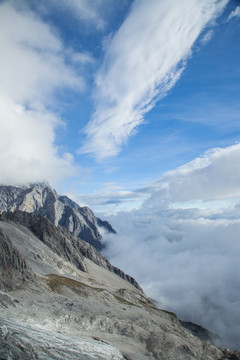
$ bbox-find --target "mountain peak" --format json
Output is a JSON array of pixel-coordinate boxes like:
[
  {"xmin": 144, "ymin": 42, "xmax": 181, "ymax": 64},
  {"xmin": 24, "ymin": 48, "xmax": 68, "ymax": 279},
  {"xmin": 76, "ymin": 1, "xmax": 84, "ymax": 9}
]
[{"xmin": 0, "ymin": 183, "xmax": 115, "ymax": 250}]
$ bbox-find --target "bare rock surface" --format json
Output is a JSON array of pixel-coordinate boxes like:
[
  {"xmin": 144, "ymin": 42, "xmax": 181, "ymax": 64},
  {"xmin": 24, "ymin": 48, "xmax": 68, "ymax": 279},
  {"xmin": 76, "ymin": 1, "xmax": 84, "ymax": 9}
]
[
  {"xmin": 0, "ymin": 317, "xmax": 125, "ymax": 360},
  {"xmin": 0, "ymin": 183, "xmax": 116, "ymax": 250},
  {"xmin": 0, "ymin": 212, "xmax": 238, "ymax": 359},
  {"xmin": 180, "ymin": 320, "xmax": 223, "ymax": 347},
  {"xmin": 0, "ymin": 211, "xmax": 141, "ymax": 290},
  {"xmin": 0, "ymin": 228, "xmax": 36, "ymax": 291}
]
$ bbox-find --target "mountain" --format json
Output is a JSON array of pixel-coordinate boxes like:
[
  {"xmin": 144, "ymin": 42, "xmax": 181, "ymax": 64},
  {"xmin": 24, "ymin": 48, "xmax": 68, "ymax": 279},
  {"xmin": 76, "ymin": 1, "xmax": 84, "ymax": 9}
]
[
  {"xmin": 0, "ymin": 210, "xmax": 239, "ymax": 359},
  {"xmin": 0, "ymin": 210, "xmax": 141, "ymax": 290},
  {"xmin": 0, "ymin": 183, "xmax": 116, "ymax": 250},
  {"xmin": 179, "ymin": 320, "xmax": 223, "ymax": 347},
  {"xmin": 0, "ymin": 226, "xmax": 36, "ymax": 291}
]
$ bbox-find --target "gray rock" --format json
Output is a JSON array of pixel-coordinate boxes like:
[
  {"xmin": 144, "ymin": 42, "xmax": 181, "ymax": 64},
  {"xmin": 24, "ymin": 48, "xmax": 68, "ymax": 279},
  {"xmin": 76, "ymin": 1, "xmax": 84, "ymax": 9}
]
[
  {"xmin": 0, "ymin": 211, "xmax": 141, "ymax": 291},
  {"xmin": 0, "ymin": 183, "xmax": 116, "ymax": 250},
  {"xmin": 179, "ymin": 320, "xmax": 223, "ymax": 346},
  {"xmin": 0, "ymin": 318, "xmax": 125, "ymax": 360},
  {"xmin": 0, "ymin": 228, "xmax": 36, "ymax": 291}
]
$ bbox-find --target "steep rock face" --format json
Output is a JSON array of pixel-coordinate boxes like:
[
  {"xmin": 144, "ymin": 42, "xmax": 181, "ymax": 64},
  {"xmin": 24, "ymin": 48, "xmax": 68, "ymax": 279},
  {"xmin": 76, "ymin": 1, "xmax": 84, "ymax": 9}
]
[
  {"xmin": 0, "ymin": 229, "xmax": 35, "ymax": 290},
  {"xmin": 0, "ymin": 183, "xmax": 116, "ymax": 250},
  {"xmin": 0, "ymin": 211, "xmax": 141, "ymax": 291}
]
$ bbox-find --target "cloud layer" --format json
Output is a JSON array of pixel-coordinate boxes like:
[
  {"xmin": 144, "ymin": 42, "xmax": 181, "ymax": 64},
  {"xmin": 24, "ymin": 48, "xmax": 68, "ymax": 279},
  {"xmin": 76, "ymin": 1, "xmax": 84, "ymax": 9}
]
[
  {"xmin": 81, "ymin": 0, "xmax": 228, "ymax": 159},
  {"xmin": 145, "ymin": 143, "xmax": 240, "ymax": 207},
  {"xmin": 102, "ymin": 143, "xmax": 240, "ymax": 349},
  {"xmin": 0, "ymin": 2, "xmax": 83, "ymax": 185}
]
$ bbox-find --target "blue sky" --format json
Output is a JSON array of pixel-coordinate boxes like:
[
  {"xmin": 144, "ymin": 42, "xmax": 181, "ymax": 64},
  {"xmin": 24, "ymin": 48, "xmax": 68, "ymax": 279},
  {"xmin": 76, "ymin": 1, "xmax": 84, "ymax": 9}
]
[
  {"xmin": 1, "ymin": 0, "xmax": 240, "ymax": 348},
  {"xmin": 0, "ymin": 0, "xmax": 239, "ymax": 213}
]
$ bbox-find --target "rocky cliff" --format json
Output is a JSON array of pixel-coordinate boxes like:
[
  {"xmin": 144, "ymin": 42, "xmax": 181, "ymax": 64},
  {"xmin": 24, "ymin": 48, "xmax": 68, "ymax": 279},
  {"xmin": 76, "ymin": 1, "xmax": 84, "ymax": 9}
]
[
  {"xmin": 0, "ymin": 211, "xmax": 141, "ymax": 290},
  {"xmin": 0, "ymin": 228, "xmax": 36, "ymax": 291},
  {"xmin": 0, "ymin": 183, "xmax": 116, "ymax": 250}
]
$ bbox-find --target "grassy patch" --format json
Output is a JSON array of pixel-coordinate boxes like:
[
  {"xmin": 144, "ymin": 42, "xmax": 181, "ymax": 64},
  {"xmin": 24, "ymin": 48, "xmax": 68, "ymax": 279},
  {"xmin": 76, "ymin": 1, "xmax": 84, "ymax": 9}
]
[
  {"xmin": 138, "ymin": 298, "xmax": 159, "ymax": 309},
  {"xmin": 47, "ymin": 274, "xmax": 103, "ymax": 297},
  {"xmin": 137, "ymin": 296, "xmax": 177, "ymax": 317},
  {"xmin": 113, "ymin": 294, "xmax": 137, "ymax": 307}
]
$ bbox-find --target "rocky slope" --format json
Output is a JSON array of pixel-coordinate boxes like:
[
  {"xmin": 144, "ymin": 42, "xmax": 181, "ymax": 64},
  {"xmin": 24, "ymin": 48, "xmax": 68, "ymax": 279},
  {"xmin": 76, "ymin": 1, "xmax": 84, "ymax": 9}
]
[
  {"xmin": 0, "ymin": 183, "xmax": 116, "ymax": 250},
  {"xmin": 0, "ymin": 318, "xmax": 125, "ymax": 360},
  {"xmin": 0, "ymin": 211, "xmax": 141, "ymax": 290},
  {"xmin": 0, "ymin": 211, "xmax": 239, "ymax": 360},
  {"xmin": 0, "ymin": 228, "xmax": 36, "ymax": 291},
  {"xmin": 179, "ymin": 320, "xmax": 222, "ymax": 347}
]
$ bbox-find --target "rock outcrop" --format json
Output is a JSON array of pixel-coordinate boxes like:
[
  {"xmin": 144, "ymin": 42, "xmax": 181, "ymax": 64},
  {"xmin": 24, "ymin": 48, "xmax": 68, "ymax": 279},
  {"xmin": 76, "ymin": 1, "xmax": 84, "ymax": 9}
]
[
  {"xmin": 0, "ymin": 183, "xmax": 116, "ymax": 250},
  {"xmin": 0, "ymin": 228, "xmax": 35, "ymax": 291}
]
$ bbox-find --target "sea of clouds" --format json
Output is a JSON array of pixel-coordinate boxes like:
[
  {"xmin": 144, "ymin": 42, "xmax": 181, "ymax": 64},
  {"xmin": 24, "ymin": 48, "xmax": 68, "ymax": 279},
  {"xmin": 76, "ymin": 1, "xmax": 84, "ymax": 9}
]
[{"xmin": 102, "ymin": 144, "xmax": 240, "ymax": 350}]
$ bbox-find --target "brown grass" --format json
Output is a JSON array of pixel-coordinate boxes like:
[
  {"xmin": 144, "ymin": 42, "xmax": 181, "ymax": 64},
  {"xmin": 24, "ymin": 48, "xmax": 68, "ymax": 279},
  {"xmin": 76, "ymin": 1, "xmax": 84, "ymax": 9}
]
[{"xmin": 47, "ymin": 274, "xmax": 103, "ymax": 297}]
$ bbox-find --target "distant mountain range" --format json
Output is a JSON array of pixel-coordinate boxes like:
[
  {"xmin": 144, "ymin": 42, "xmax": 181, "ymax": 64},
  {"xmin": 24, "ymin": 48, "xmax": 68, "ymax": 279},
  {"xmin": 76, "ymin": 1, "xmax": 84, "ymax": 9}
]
[
  {"xmin": 0, "ymin": 183, "xmax": 116, "ymax": 250},
  {"xmin": 0, "ymin": 183, "xmax": 239, "ymax": 360}
]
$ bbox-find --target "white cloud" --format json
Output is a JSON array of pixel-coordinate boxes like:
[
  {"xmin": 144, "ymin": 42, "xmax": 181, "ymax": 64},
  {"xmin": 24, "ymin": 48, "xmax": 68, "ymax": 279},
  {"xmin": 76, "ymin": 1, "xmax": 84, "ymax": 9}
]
[
  {"xmin": 55, "ymin": 0, "xmax": 106, "ymax": 29},
  {"xmin": 0, "ymin": 96, "xmax": 78, "ymax": 185},
  {"xmin": 67, "ymin": 179, "xmax": 150, "ymax": 214},
  {"xmin": 200, "ymin": 29, "xmax": 214, "ymax": 45},
  {"xmin": 103, "ymin": 211, "xmax": 240, "ymax": 349},
  {"xmin": 145, "ymin": 143, "xmax": 240, "ymax": 208},
  {"xmin": 78, "ymin": 143, "xmax": 240, "ymax": 213},
  {"xmin": 227, "ymin": 6, "xmax": 240, "ymax": 21},
  {"xmin": 80, "ymin": 0, "xmax": 228, "ymax": 159},
  {"xmin": 71, "ymin": 51, "xmax": 95, "ymax": 65},
  {"xmin": 49, "ymin": 0, "xmax": 126, "ymax": 31},
  {"xmin": 102, "ymin": 143, "xmax": 240, "ymax": 349},
  {"xmin": 0, "ymin": 2, "xmax": 83, "ymax": 104},
  {"xmin": 0, "ymin": 2, "xmax": 83, "ymax": 186}
]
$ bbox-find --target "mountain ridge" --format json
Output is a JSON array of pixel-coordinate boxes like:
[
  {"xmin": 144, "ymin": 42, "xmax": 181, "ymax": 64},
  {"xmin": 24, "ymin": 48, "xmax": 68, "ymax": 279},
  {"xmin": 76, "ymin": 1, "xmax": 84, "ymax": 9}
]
[
  {"xmin": 0, "ymin": 184, "xmax": 239, "ymax": 359},
  {"xmin": 0, "ymin": 210, "xmax": 141, "ymax": 291},
  {"xmin": 0, "ymin": 183, "xmax": 116, "ymax": 251}
]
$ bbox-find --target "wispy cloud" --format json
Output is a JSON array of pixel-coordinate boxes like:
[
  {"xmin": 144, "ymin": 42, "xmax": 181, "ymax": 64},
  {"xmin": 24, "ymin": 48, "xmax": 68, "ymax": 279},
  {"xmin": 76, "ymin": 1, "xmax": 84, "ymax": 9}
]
[
  {"xmin": 42, "ymin": 0, "xmax": 128, "ymax": 31},
  {"xmin": 227, "ymin": 5, "xmax": 240, "ymax": 21},
  {"xmin": 0, "ymin": 2, "xmax": 83, "ymax": 185},
  {"xmin": 70, "ymin": 51, "xmax": 95, "ymax": 65},
  {"xmin": 69, "ymin": 182, "xmax": 149, "ymax": 213},
  {"xmin": 200, "ymin": 29, "xmax": 214, "ymax": 45},
  {"xmin": 51, "ymin": 0, "xmax": 107, "ymax": 29},
  {"xmin": 102, "ymin": 143, "xmax": 240, "ymax": 349},
  {"xmin": 80, "ymin": 0, "xmax": 228, "ymax": 159}
]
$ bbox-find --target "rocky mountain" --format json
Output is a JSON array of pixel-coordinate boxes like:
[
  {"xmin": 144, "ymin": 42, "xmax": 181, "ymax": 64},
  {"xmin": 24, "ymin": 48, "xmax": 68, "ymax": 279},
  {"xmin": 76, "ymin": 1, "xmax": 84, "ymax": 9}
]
[
  {"xmin": 0, "ymin": 210, "xmax": 239, "ymax": 360},
  {"xmin": 0, "ymin": 227, "xmax": 36, "ymax": 291},
  {"xmin": 0, "ymin": 211, "xmax": 141, "ymax": 290},
  {"xmin": 0, "ymin": 183, "xmax": 116, "ymax": 250},
  {"xmin": 179, "ymin": 320, "xmax": 223, "ymax": 347}
]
